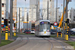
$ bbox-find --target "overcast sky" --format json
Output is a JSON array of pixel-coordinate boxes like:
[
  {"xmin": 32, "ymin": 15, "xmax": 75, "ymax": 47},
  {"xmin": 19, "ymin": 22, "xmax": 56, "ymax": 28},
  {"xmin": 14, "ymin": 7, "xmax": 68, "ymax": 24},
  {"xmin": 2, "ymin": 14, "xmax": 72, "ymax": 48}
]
[
  {"xmin": 17, "ymin": 0, "xmax": 75, "ymax": 11},
  {"xmin": 8, "ymin": 0, "xmax": 75, "ymax": 12}
]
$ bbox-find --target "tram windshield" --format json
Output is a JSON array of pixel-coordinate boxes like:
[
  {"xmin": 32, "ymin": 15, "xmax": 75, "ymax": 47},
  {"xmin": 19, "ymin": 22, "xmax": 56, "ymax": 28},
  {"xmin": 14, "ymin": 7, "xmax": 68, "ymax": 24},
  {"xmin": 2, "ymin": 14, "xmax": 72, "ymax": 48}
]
[{"xmin": 40, "ymin": 22, "xmax": 50, "ymax": 32}]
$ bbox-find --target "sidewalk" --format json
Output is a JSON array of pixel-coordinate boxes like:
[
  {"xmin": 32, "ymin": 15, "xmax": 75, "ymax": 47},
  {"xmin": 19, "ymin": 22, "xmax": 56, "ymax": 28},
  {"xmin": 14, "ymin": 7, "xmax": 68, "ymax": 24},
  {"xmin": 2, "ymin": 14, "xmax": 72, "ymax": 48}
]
[
  {"xmin": 1, "ymin": 36, "xmax": 17, "ymax": 40},
  {"xmin": 55, "ymin": 36, "xmax": 75, "ymax": 42},
  {"xmin": 0, "ymin": 37, "xmax": 27, "ymax": 50}
]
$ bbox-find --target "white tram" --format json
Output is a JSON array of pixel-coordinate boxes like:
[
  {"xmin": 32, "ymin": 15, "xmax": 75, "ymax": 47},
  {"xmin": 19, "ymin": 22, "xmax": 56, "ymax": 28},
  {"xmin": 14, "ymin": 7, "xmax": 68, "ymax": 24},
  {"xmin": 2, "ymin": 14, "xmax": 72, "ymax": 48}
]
[{"xmin": 35, "ymin": 20, "xmax": 51, "ymax": 36}]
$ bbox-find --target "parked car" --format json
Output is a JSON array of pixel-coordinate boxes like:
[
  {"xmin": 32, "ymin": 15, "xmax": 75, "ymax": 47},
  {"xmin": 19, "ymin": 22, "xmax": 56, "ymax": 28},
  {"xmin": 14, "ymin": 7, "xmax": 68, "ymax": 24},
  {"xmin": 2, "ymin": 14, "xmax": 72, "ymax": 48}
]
[
  {"xmin": 23, "ymin": 30, "xmax": 31, "ymax": 34},
  {"xmin": 70, "ymin": 28, "xmax": 75, "ymax": 35},
  {"xmin": 31, "ymin": 30, "xmax": 35, "ymax": 34},
  {"xmin": 69, "ymin": 30, "xmax": 75, "ymax": 35},
  {"xmin": 51, "ymin": 29, "xmax": 57, "ymax": 34}
]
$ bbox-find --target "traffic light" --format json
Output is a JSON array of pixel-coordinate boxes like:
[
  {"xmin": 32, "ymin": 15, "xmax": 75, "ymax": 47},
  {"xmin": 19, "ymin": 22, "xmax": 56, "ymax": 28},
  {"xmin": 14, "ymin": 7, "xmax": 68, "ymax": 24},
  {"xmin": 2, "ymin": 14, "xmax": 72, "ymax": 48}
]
[
  {"xmin": 4, "ymin": 19, "xmax": 8, "ymax": 26},
  {"xmin": 1, "ymin": 24, "xmax": 4, "ymax": 28},
  {"xmin": 65, "ymin": 19, "xmax": 69, "ymax": 26},
  {"xmin": 65, "ymin": 19, "xmax": 69, "ymax": 23},
  {"xmin": 14, "ymin": 23, "xmax": 16, "ymax": 27},
  {"xmin": 8, "ymin": 21, "xmax": 10, "ymax": 23}
]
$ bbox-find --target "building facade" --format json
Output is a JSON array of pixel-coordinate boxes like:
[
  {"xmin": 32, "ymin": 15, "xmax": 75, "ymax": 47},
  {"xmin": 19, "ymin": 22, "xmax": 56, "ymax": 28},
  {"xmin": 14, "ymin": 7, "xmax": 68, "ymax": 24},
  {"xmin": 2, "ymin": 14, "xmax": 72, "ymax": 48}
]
[
  {"xmin": 17, "ymin": 8, "xmax": 22, "ymax": 22},
  {"xmin": 13, "ymin": 0, "xmax": 17, "ymax": 23},
  {"xmin": 54, "ymin": 8, "xmax": 60, "ymax": 23},
  {"xmin": 42, "ymin": 0, "xmax": 55, "ymax": 23},
  {"xmin": 24, "ymin": 8, "xmax": 27, "ymax": 22},
  {"xmin": 13, "ymin": 0, "xmax": 17, "ymax": 18},
  {"xmin": 2, "ymin": 0, "xmax": 6, "ymax": 19},
  {"xmin": 30, "ymin": 0, "xmax": 40, "ymax": 23},
  {"xmin": 68, "ymin": 8, "xmax": 75, "ymax": 23}
]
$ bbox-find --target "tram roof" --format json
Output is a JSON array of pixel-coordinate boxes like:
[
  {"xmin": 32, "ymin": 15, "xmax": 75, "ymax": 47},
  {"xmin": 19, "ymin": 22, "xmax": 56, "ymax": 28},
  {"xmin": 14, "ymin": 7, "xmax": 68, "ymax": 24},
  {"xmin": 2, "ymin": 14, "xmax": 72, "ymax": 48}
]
[{"xmin": 39, "ymin": 20, "xmax": 50, "ymax": 22}]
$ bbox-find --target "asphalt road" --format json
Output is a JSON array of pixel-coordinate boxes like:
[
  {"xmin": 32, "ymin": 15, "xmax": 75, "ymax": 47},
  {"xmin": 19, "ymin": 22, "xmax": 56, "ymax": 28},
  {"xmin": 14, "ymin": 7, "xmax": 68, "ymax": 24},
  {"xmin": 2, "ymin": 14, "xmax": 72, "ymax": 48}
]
[
  {"xmin": 0, "ymin": 35, "xmax": 74, "ymax": 50},
  {"xmin": 15, "ymin": 35, "xmax": 74, "ymax": 50}
]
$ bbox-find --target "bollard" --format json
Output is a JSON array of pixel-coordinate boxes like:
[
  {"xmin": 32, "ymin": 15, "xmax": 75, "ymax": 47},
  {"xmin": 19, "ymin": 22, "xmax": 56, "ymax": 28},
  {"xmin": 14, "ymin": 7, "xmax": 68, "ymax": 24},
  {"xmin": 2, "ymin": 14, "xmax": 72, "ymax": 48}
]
[
  {"xmin": 57, "ymin": 33, "xmax": 58, "ymax": 37},
  {"xmin": 13, "ymin": 27, "xmax": 16, "ymax": 36},
  {"xmin": 61, "ymin": 33, "xmax": 62, "ymax": 38},
  {"xmin": 66, "ymin": 35, "xmax": 68, "ymax": 40},
  {"xmin": 14, "ymin": 32, "xmax": 16, "ymax": 36},
  {"xmin": 5, "ymin": 33, "xmax": 8, "ymax": 40},
  {"xmin": 5, "ymin": 26, "xmax": 8, "ymax": 40},
  {"xmin": 65, "ymin": 34, "xmax": 68, "ymax": 40}
]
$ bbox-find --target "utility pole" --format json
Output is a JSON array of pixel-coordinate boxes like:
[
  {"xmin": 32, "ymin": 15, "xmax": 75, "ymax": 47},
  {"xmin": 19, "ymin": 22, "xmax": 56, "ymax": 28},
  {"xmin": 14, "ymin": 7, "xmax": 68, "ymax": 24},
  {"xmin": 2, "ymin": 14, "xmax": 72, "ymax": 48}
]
[
  {"xmin": 27, "ymin": 13, "xmax": 28, "ymax": 30},
  {"xmin": 66, "ymin": 0, "xmax": 68, "ymax": 19},
  {"xmin": 41, "ymin": 12, "xmax": 43, "ymax": 20},
  {"xmin": 6, "ymin": 0, "xmax": 9, "ymax": 19},
  {"xmin": 63, "ymin": 0, "xmax": 65, "ymax": 38},
  {"xmin": 16, "ymin": 12, "xmax": 17, "ymax": 33},
  {"xmin": 19, "ymin": 8, "xmax": 20, "ymax": 33},
  {"xmin": 65, "ymin": 0, "xmax": 69, "ymax": 34},
  {"xmin": 0, "ymin": 0, "xmax": 2, "ymax": 44},
  {"xmin": 56, "ymin": 0, "xmax": 58, "ymax": 22},
  {"xmin": 36, "ymin": 5, "xmax": 38, "ymax": 21},
  {"xmin": 56, "ymin": 0, "xmax": 58, "ymax": 37},
  {"xmin": 5, "ymin": 0, "xmax": 9, "ymax": 40},
  {"xmin": 10, "ymin": 0, "xmax": 13, "ymax": 39},
  {"xmin": 47, "ymin": 0, "xmax": 49, "ymax": 20}
]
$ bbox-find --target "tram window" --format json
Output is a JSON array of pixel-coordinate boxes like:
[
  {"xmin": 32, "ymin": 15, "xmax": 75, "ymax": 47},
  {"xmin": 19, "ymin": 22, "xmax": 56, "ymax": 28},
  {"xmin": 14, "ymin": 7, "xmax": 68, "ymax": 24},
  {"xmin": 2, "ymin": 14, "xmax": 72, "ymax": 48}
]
[
  {"xmin": 40, "ymin": 22, "xmax": 50, "ymax": 25},
  {"xmin": 40, "ymin": 22, "xmax": 44, "ymax": 25}
]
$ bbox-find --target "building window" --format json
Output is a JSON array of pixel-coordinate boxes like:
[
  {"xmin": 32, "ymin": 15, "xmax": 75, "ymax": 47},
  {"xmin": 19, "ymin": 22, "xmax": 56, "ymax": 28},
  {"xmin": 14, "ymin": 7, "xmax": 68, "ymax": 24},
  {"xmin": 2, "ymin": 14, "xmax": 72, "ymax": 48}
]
[
  {"xmin": 73, "ymin": 16, "xmax": 75, "ymax": 21},
  {"xmin": 2, "ymin": 3, "xmax": 4, "ymax": 7},
  {"xmin": 2, "ymin": 11, "xmax": 4, "ymax": 15}
]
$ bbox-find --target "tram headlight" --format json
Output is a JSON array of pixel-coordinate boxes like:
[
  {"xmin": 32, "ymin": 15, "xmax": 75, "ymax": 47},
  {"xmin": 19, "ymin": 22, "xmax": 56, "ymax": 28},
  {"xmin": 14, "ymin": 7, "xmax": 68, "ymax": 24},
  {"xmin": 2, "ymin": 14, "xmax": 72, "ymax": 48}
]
[{"xmin": 44, "ymin": 31, "xmax": 46, "ymax": 34}]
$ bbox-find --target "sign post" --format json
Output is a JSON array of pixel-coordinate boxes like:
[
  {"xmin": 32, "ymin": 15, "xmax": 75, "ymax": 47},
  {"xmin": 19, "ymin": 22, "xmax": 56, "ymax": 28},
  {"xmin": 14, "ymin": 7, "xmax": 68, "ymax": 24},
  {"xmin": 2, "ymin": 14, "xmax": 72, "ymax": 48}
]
[
  {"xmin": 54, "ymin": 22, "xmax": 58, "ymax": 27},
  {"xmin": 54, "ymin": 22, "xmax": 58, "ymax": 37}
]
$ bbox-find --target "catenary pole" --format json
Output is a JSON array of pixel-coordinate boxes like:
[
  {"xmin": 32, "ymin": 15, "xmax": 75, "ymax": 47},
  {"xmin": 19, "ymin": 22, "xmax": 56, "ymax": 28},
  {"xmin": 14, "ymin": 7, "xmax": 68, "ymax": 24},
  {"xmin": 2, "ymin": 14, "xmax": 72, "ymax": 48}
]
[
  {"xmin": 10, "ymin": 0, "xmax": 13, "ymax": 39},
  {"xmin": 0, "ymin": 0, "xmax": 2, "ymax": 44},
  {"xmin": 19, "ymin": 8, "xmax": 20, "ymax": 33},
  {"xmin": 5, "ymin": 0, "xmax": 9, "ymax": 19},
  {"xmin": 63, "ymin": 0, "xmax": 65, "ymax": 39},
  {"xmin": 47, "ymin": 0, "xmax": 49, "ymax": 20},
  {"xmin": 56, "ymin": 0, "xmax": 58, "ymax": 22},
  {"xmin": 16, "ymin": 12, "xmax": 17, "ymax": 33},
  {"xmin": 56, "ymin": 0, "xmax": 58, "ymax": 37}
]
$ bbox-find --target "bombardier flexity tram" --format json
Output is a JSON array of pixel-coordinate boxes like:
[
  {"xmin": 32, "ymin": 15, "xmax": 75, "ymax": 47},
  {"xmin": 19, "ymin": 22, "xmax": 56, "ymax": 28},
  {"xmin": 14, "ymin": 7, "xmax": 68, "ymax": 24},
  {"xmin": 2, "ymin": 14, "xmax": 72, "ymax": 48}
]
[{"xmin": 35, "ymin": 20, "xmax": 51, "ymax": 37}]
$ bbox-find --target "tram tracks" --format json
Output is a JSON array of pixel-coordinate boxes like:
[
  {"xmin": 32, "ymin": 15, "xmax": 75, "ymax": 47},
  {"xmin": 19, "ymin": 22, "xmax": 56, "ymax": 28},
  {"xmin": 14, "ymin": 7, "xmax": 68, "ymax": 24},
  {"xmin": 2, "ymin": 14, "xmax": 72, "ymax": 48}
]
[
  {"xmin": 43, "ymin": 38, "xmax": 53, "ymax": 50},
  {"xmin": 43, "ymin": 37, "xmax": 66, "ymax": 50},
  {"xmin": 14, "ymin": 36, "xmax": 29, "ymax": 50}
]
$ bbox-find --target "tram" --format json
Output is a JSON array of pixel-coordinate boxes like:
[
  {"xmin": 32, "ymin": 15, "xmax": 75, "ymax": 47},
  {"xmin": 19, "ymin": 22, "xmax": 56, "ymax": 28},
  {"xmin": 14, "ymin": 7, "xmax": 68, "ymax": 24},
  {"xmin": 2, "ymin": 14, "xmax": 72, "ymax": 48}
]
[{"xmin": 35, "ymin": 20, "xmax": 51, "ymax": 36}]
